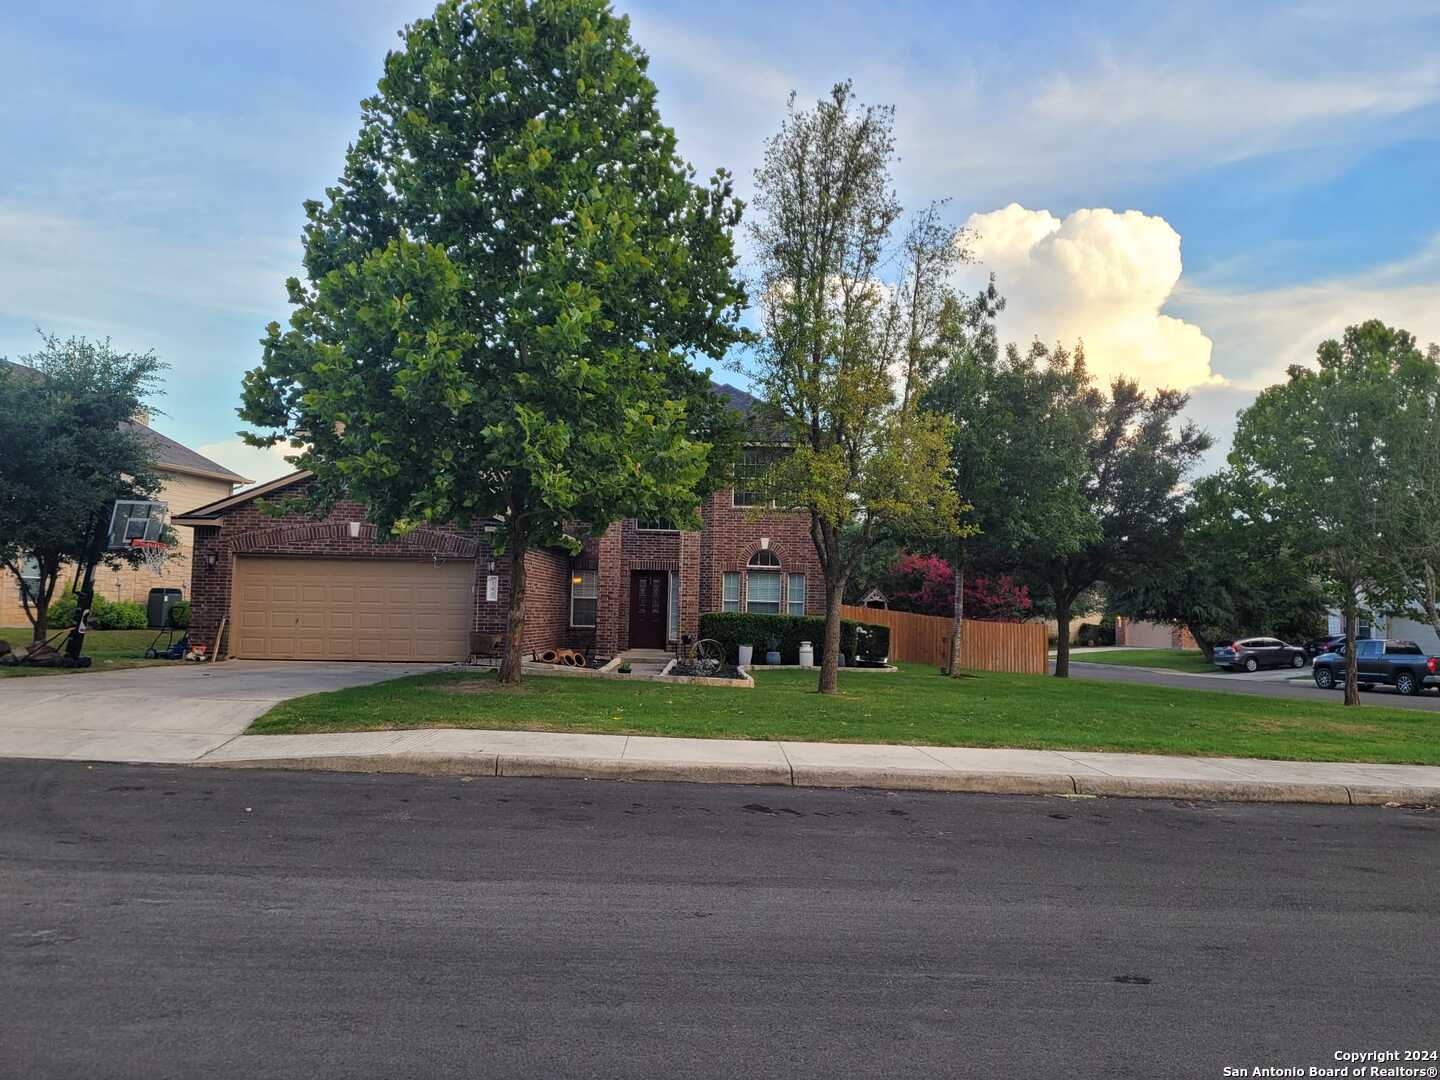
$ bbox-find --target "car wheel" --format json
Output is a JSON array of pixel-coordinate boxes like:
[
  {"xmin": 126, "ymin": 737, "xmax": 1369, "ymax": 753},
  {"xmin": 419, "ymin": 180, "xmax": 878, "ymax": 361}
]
[
  {"xmin": 1314, "ymin": 667, "xmax": 1334, "ymax": 689},
  {"xmin": 1396, "ymin": 670, "xmax": 1419, "ymax": 696},
  {"xmin": 1243, "ymin": 657, "xmax": 1259, "ymax": 673},
  {"xmin": 1291, "ymin": 653, "xmax": 1305, "ymax": 668}
]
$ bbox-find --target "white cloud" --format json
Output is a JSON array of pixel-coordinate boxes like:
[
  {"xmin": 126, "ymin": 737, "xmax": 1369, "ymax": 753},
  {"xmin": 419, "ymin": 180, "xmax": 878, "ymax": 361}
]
[
  {"xmin": 196, "ymin": 439, "xmax": 300, "ymax": 487},
  {"xmin": 961, "ymin": 203, "xmax": 1221, "ymax": 392},
  {"xmin": 1173, "ymin": 237, "xmax": 1440, "ymax": 392}
]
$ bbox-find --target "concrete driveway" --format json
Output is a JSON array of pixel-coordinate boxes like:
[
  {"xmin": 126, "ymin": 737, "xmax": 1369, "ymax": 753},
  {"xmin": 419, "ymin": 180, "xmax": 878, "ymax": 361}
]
[{"xmin": 0, "ymin": 661, "xmax": 443, "ymax": 763}]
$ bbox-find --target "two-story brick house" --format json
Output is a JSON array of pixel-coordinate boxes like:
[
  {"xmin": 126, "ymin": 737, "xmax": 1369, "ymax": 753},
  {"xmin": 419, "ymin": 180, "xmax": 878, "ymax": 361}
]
[{"xmin": 175, "ymin": 384, "xmax": 822, "ymax": 662}]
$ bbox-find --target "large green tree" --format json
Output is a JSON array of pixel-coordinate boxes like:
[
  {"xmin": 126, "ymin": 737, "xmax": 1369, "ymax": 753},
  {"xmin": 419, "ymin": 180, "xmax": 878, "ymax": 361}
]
[
  {"xmin": 1002, "ymin": 347, "xmax": 1211, "ymax": 677},
  {"xmin": 240, "ymin": 0, "xmax": 747, "ymax": 683},
  {"xmin": 924, "ymin": 321, "xmax": 1097, "ymax": 676},
  {"xmin": 1109, "ymin": 471, "xmax": 1328, "ymax": 656},
  {"xmin": 745, "ymin": 84, "xmax": 963, "ymax": 694},
  {"xmin": 0, "ymin": 335, "xmax": 165, "ymax": 642},
  {"xmin": 1231, "ymin": 321, "xmax": 1433, "ymax": 704}
]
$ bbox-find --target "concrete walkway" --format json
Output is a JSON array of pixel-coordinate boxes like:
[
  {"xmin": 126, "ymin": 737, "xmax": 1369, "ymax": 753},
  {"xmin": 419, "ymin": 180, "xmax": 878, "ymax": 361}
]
[{"xmin": 196, "ymin": 727, "xmax": 1440, "ymax": 806}]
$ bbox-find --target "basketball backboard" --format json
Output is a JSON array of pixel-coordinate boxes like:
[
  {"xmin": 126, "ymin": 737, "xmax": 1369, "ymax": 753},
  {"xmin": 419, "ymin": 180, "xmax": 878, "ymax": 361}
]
[{"xmin": 107, "ymin": 500, "xmax": 167, "ymax": 551}]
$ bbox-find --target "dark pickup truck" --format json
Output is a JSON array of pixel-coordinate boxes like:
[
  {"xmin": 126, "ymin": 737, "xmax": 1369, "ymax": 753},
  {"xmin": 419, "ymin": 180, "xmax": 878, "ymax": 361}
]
[{"xmin": 1312, "ymin": 638, "xmax": 1440, "ymax": 696}]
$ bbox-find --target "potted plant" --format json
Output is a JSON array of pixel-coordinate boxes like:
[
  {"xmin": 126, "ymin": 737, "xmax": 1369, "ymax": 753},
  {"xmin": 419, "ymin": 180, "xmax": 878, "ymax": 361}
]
[{"xmin": 764, "ymin": 636, "xmax": 782, "ymax": 666}]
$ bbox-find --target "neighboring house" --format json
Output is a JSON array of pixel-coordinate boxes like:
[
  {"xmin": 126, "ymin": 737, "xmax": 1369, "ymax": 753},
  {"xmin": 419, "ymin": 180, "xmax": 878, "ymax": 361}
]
[
  {"xmin": 1114, "ymin": 618, "xmax": 1198, "ymax": 650},
  {"xmin": 0, "ymin": 363, "xmax": 249, "ymax": 626},
  {"xmin": 1321, "ymin": 608, "xmax": 1440, "ymax": 654},
  {"xmin": 176, "ymin": 384, "xmax": 823, "ymax": 662}
]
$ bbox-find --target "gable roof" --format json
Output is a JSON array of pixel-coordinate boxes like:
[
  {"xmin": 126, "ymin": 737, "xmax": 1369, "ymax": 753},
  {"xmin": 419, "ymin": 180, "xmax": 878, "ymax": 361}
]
[
  {"xmin": 2, "ymin": 357, "xmax": 248, "ymax": 483},
  {"xmin": 119, "ymin": 420, "xmax": 249, "ymax": 484},
  {"xmin": 172, "ymin": 470, "xmax": 312, "ymax": 525},
  {"xmin": 711, "ymin": 381, "xmax": 760, "ymax": 418}
]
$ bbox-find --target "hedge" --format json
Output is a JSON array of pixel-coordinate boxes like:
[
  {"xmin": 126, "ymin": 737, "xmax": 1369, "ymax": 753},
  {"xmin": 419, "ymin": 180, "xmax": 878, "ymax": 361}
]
[
  {"xmin": 37, "ymin": 594, "xmax": 148, "ymax": 630},
  {"xmin": 170, "ymin": 600, "xmax": 191, "ymax": 629},
  {"xmin": 698, "ymin": 611, "xmax": 890, "ymax": 665}
]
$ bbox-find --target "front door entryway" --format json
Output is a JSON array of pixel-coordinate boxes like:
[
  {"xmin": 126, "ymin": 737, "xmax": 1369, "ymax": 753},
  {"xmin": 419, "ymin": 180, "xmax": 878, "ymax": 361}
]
[{"xmin": 629, "ymin": 570, "xmax": 668, "ymax": 649}]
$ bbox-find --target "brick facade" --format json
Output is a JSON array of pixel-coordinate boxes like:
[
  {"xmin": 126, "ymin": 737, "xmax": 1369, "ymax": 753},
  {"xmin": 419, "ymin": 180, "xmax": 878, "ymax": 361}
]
[{"xmin": 183, "ymin": 473, "xmax": 823, "ymax": 661}]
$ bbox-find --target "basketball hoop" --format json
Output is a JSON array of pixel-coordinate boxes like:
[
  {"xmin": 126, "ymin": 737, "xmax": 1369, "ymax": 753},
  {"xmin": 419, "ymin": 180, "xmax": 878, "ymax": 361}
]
[{"xmin": 129, "ymin": 538, "xmax": 169, "ymax": 575}]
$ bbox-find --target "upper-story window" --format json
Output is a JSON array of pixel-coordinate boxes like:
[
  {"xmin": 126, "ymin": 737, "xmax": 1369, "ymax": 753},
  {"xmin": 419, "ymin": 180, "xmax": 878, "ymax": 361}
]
[
  {"xmin": 733, "ymin": 447, "xmax": 786, "ymax": 507},
  {"xmin": 636, "ymin": 518, "xmax": 679, "ymax": 532}
]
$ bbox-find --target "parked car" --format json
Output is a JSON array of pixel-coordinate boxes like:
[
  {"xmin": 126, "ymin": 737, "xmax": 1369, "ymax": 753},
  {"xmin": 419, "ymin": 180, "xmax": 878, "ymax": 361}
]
[
  {"xmin": 1212, "ymin": 637, "xmax": 1308, "ymax": 672},
  {"xmin": 1306, "ymin": 634, "xmax": 1348, "ymax": 658},
  {"xmin": 1312, "ymin": 638, "xmax": 1440, "ymax": 696}
]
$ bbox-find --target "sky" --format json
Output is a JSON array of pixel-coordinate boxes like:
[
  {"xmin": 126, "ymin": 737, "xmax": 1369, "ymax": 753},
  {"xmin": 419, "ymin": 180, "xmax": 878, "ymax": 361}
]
[{"xmin": 4, "ymin": 0, "xmax": 1440, "ymax": 485}]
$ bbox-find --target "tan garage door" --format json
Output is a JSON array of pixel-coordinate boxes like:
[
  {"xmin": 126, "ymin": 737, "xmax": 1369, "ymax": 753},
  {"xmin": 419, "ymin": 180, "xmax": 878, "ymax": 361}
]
[{"xmin": 231, "ymin": 557, "xmax": 474, "ymax": 661}]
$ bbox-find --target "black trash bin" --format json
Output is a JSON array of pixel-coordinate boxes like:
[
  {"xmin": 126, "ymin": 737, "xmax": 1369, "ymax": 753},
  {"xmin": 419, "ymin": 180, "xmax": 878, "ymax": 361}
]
[{"xmin": 147, "ymin": 588, "xmax": 183, "ymax": 629}]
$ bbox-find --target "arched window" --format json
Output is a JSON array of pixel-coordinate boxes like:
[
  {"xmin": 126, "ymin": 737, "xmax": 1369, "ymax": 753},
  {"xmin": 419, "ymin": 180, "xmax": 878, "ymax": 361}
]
[{"xmin": 745, "ymin": 549, "xmax": 782, "ymax": 613}]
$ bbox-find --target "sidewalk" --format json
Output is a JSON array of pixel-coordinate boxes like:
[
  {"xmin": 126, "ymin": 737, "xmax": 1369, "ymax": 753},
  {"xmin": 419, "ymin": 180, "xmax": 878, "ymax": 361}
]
[{"xmin": 195, "ymin": 728, "xmax": 1440, "ymax": 806}]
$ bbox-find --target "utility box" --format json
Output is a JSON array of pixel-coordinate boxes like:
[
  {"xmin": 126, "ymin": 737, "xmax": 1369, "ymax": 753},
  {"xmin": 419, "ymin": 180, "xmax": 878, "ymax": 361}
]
[{"xmin": 147, "ymin": 588, "xmax": 183, "ymax": 629}]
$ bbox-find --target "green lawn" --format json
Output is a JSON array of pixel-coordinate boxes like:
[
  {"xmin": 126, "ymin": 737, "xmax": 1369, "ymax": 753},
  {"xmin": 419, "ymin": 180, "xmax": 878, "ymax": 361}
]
[
  {"xmin": 0, "ymin": 627, "xmax": 182, "ymax": 677},
  {"xmin": 1068, "ymin": 648, "xmax": 1218, "ymax": 673},
  {"xmin": 249, "ymin": 663, "xmax": 1439, "ymax": 765}
]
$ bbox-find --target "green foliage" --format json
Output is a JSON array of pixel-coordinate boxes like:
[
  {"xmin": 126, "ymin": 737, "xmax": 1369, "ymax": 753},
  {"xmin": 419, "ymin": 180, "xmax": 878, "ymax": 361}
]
[
  {"xmin": 1109, "ymin": 471, "xmax": 1329, "ymax": 654},
  {"xmin": 92, "ymin": 600, "xmax": 147, "ymax": 630},
  {"xmin": 43, "ymin": 594, "xmax": 148, "ymax": 631},
  {"xmin": 0, "ymin": 335, "xmax": 166, "ymax": 639},
  {"xmin": 924, "ymin": 330, "xmax": 1097, "ymax": 574},
  {"xmin": 238, "ymin": 0, "xmax": 747, "ymax": 682},
  {"xmin": 745, "ymin": 83, "xmax": 963, "ymax": 689},
  {"xmin": 968, "ymin": 344, "xmax": 1212, "ymax": 674},
  {"xmin": 170, "ymin": 600, "xmax": 191, "ymax": 629},
  {"xmin": 699, "ymin": 611, "xmax": 889, "ymax": 665},
  {"xmin": 47, "ymin": 592, "xmax": 78, "ymax": 628}
]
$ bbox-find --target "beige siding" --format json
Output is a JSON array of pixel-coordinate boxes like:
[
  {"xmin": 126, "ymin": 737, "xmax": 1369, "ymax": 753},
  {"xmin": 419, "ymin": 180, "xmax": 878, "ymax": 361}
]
[
  {"xmin": 0, "ymin": 470, "xmax": 235, "ymax": 629},
  {"xmin": 230, "ymin": 556, "xmax": 474, "ymax": 661}
]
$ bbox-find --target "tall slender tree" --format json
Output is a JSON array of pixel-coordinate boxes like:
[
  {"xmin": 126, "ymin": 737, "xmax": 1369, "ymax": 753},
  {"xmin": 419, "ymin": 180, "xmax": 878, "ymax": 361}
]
[
  {"xmin": 745, "ymin": 83, "xmax": 962, "ymax": 693},
  {"xmin": 239, "ymin": 0, "xmax": 747, "ymax": 684}
]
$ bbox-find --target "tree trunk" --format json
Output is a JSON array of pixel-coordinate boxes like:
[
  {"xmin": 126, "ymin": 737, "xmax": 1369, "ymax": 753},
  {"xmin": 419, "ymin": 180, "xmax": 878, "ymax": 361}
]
[
  {"xmin": 498, "ymin": 524, "xmax": 529, "ymax": 687},
  {"xmin": 1053, "ymin": 600, "xmax": 1073, "ymax": 678},
  {"xmin": 818, "ymin": 575, "xmax": 843, "ymax": 695},
  {"xmin": 947, "ymin": 562, "xmax": 964, "ymax": 677},
  {"xmin": 1343, "ymin": 602, "xmax": 1359, "ymax": 707},
  {"xmin": 31, "ymin": 595, "xmax": 49, "ymax": 644}
]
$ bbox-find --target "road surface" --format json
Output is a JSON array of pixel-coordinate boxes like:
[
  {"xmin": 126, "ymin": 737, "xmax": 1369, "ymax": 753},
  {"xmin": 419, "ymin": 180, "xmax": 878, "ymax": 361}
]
[
  {"xmin": 1066, "ymin": 659, "xmax": 1440, "ymax": 711},
  {"xmin": 3, "ymin": 761, "xmax": 1435, "ymax": 1079}
]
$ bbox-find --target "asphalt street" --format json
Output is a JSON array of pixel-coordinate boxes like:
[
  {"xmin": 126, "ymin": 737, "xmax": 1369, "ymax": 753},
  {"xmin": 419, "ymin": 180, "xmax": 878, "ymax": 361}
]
[
  {"xmin": 1067, "ymin": 659, "xmax": 1440, "ymax": 711},
  {"xmin": 3, "ymin": 760, "xmax": 1436, "ymax": 1079}
]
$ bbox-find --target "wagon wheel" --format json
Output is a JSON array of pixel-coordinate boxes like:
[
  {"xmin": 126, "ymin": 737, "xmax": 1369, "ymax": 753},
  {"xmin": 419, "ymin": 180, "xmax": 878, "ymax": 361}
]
[{"xmin": 689, "ymin": 638, "xmax": 724, "ymax": 676}]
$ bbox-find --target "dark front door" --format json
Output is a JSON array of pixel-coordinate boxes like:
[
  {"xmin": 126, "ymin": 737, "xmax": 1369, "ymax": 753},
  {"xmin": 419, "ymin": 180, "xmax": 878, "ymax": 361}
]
[{"xmin": 629, "ymin": 571, "xmax": 668, "ymax": 649}]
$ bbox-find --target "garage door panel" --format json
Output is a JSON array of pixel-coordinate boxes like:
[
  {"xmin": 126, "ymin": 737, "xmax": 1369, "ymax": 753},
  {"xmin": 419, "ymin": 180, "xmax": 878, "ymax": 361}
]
[{"xmin": 232, "ymin": 557, "xmax": 473, "ymax": 661}]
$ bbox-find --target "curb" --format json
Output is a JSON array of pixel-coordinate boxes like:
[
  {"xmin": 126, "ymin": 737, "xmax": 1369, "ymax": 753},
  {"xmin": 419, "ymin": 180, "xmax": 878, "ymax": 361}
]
[{"xmin": 193, "ymin": 753, "xmax": 1440, "ymax": 806}]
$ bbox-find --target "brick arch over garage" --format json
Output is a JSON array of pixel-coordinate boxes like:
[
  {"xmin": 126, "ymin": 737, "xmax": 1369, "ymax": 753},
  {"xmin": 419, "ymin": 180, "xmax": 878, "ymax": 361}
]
[{"xmin": 229, "ymin": 522, "xmax": 481, "ymax": 559}]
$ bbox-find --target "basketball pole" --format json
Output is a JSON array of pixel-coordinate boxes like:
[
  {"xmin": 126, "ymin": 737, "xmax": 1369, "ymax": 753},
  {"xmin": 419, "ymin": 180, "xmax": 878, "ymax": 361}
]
[{"xmin": 62, "ymin": 511, "xmax": 108, "ymax": 667}]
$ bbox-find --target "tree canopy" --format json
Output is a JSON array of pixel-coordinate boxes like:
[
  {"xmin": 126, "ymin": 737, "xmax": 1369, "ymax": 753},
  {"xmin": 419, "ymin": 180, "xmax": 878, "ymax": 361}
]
[
  {"xmin": 0, "ymin": 335, "xmax": 165, "ymax": 641},
  {"xmin": 990, "ymin": 346, "xmax": 1211, "ymax": 676},
  {"xmin": 1230, "ymin": 320, "xmax": 1436, "ymax": 703},
  {"xmin": 745, "ymin": 83, "xmax": 963, "ymax": 693},
  {"xmin": 239, "ymin": 0, "xmax": 748, "ymax": 682}
]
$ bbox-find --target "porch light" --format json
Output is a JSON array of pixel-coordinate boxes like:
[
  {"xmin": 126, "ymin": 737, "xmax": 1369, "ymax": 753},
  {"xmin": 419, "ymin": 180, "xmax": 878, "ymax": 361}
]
[{"xmin": 572, "ymin": 574, "xmax": 584, "ymax": 585}]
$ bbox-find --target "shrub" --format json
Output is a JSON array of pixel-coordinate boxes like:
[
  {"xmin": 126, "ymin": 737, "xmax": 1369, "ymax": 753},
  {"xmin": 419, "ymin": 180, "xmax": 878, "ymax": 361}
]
[
  {"xmin": 170, "ymin": 600, "xmax": 191, "ymax": 629},
  {"xmin": 92, "ymin": 598, "xmax": 147, "ymax": 630},
  {"xmin": 1075, "ymin": 620, "xmax": 1116, "ymax": 647},
  {"xmin": 47, "ymin": 592, "xmax": 79, "ymax": 628},
  {"xmin": 699, "ymin": 612, "xmax": 890, "ymax": 665}
]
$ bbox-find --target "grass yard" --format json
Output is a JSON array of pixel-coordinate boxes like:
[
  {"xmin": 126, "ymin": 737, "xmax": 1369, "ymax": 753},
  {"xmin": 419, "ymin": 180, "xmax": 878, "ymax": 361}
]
[
  {"xmin": 0, "ymin": 627, "xmax": 182, "ymax": 677},
  {"xmin": 250, "ymin": 662, "xmax": 1439, "ymax": 765},
  {"xmin": 1067, "ymin": 648, "xmax": 1218, "ymax": 674}
]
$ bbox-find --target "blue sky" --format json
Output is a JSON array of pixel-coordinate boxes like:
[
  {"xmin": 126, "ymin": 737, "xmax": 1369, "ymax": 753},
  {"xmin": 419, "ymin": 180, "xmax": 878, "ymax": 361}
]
[{"xmin": 4, "ymin": 0, "xmax": 1439, "ymax": 482}]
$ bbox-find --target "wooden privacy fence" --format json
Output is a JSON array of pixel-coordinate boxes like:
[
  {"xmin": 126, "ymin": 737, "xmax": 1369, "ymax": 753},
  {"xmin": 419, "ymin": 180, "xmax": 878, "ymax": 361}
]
[{"xmin": 841, "ymin": 605, "xmax": 1047, "ymax": 674}]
